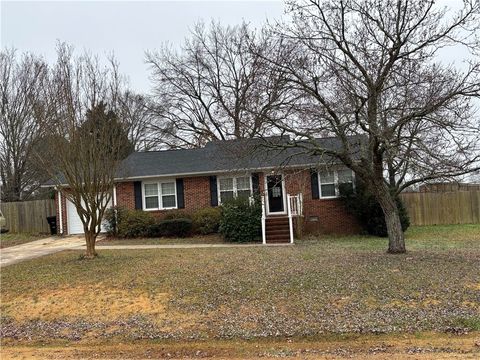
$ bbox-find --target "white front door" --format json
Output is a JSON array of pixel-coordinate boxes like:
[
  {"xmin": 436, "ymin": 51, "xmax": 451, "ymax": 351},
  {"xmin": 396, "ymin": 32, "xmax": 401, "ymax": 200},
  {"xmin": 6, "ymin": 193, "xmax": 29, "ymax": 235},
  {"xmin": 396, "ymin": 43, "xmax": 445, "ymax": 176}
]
[{"xmin": 66, "ymin": 198, "xmax": 112, "ymax": 235}]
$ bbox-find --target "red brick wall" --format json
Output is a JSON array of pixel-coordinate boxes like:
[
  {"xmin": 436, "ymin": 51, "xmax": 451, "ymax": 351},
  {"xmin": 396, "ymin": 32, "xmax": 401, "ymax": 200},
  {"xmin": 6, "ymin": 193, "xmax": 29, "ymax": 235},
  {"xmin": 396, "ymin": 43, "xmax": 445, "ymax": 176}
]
[
  {"xmin": 284, "ymin": 169, "xmax": 361, "ymax": 234},
  {"xmin": 111, "ymin": 170, "xmax": 361, "ymax": 235},
  {"xmin": 115, "ymin": 182, "xmax": 135, "ymax": 210},
  {"xmin": 184, "ymin": 176, "xmax": 211, "ymax": 212}
]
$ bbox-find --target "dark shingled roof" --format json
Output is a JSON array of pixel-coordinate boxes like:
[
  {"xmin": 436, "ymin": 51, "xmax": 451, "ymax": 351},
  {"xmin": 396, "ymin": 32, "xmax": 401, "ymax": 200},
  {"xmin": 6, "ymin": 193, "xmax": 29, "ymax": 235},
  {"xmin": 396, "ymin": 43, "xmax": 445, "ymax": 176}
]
[
  {"xmin": 43, "ymin": 136, "xmax": 364, "ymax": 185},
  {"xmin": 116, "ymin": 135, "xmax": 364, "ymax": 180}
]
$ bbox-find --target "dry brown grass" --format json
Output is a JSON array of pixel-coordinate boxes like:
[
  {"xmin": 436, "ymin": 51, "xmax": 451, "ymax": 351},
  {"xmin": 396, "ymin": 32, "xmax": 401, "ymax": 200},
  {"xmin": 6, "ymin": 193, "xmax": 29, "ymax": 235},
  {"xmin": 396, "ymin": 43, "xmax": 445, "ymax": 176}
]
[
  {"xmin": 2, "ymin": 285, "xmax": 169, "ymax": 322},
  {"xmin": 1, "ymin": 332, "xmax": 479, "ymax": 359}
]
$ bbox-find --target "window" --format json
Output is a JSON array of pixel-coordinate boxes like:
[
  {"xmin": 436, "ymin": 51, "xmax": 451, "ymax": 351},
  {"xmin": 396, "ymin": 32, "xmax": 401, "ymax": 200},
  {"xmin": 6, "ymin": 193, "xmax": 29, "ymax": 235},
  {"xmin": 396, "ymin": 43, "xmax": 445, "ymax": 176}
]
[
  {"xmin": 318, "ymin": 168, "xmax": 354, "ymax": 198},
  {"xmin": 337, "ymin": 169, "xmax": 354, "ymax": 194},
  {"xmin": 319, "ymin": 171, "xmax": 336, "ymax": 197},
  {"xmin": 143, "ymin": 181, "xmax": 177, "ymax": 210},
  {"xmin": 219, "ymin": 178, "xmax": 234, "ymax": 203},
  {"xmin": 144, "ymin": 183, "xmax": 159, "ymax": 209},
  {"xmin": 218, "ymin": 175, "xmax": 252, "ymax": 204},
  {"xmin": 161, "ymin": 182, "xmax": 176, "ymax": 208},
  {"xmin": 236, "ymin": 176, "xmax": 251, "ymax": 199}
]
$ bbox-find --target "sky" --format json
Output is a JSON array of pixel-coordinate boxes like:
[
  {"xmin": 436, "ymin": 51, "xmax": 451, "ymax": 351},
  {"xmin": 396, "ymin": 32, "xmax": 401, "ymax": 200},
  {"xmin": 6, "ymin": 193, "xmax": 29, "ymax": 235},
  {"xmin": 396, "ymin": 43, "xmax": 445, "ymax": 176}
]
[
  {"xmin": 1, "ymin": 0, "xmax": 285, "ymax": 93},
  {"xmin": 1, "ymin": 0, "xmax": 468, "ymax": 93}
]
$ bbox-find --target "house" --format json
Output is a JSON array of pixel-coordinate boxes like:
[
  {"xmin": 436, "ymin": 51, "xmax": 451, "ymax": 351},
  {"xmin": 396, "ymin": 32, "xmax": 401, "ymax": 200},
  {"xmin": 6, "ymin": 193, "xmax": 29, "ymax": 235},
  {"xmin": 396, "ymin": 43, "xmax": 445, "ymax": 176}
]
[{"xmin": 53, "ymin": 136, "xmax": 362, "ymax": 243}]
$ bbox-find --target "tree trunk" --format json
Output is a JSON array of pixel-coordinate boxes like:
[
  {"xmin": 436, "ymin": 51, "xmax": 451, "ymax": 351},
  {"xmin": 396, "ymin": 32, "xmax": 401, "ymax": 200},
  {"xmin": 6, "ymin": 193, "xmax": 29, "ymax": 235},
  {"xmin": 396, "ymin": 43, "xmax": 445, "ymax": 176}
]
[
  {"xmin": 371, "ymin": 179, "xmax": 406, "ymax": 254},
  {"xmin": 84, "ymin": 230, "xmax": 98, "ymax": 258}
]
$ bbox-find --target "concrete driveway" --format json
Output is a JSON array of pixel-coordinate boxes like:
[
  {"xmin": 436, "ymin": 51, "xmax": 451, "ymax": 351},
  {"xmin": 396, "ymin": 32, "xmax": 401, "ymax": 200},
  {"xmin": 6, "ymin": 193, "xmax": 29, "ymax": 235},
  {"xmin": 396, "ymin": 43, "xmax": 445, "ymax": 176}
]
[{"xmin": 0, "ymin": 236, "xmax": 84, "ymax": 267}]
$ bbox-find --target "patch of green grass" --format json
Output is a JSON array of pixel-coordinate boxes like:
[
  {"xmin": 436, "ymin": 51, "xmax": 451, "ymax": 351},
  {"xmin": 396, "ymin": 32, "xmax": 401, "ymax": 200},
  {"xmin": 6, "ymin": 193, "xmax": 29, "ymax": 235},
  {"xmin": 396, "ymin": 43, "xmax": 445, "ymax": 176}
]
[
  {"xmin": 453, "ymin": 317, "xmax": 480, "ymax": 331},
  {"xmin": 299, "ymin": 224, "xmax": 480, "ymax": 251},
  {"xmin": 0, "ymin": 232, "xmax": 49, "ymax": 248}
]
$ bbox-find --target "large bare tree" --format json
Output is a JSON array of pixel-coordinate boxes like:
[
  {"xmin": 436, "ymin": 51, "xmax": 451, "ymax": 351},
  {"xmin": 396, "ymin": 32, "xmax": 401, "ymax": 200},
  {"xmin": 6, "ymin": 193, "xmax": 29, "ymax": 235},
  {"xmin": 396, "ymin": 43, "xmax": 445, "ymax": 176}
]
[
  {"xmin": 146, "ymin": 22, "xmax": 284, "ymax": 147},
  {"xmin": 263, "ymin": 0, "xmax": 480, "ymax": 253},
  {"xmin": 0, "ymin": 49, "xmax": 48, "ymax": 201},
  {"xmin": 37, "ymin": 43, "xmax": 127, "ymax": 258},
  {"xmin": 118, "ymin": 91, "xmax": 165, "ymax": 151}
]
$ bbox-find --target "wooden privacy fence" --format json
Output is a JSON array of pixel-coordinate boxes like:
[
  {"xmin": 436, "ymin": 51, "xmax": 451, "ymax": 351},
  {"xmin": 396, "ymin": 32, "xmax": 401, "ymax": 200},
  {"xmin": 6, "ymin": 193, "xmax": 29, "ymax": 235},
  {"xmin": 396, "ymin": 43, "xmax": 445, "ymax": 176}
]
[
  {"xmin": 400, "ymin": 191, "xmax": 480, "ymax": 226},
  {"xmin": 0, "ymin": 199, "xmax": 56, "ymax": 233}
]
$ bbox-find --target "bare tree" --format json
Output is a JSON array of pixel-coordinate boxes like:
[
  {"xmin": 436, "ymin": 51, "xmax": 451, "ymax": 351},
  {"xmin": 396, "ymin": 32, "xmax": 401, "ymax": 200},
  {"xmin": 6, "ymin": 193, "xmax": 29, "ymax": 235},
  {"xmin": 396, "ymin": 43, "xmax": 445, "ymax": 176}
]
[
  {"xmin": 37, "ymin": 43, "xmax": 127, "ymax": 258},
  {"xmin": 263, "ymin": 0, "xmax": 480, "ymax": 253},
  {"xmin": 118, "ymin": 91, "xmax": 165, "ymax": 151},
  {"xmin": 0, "ymin": 49, "xmax": 48, "ymax": 201},
  {"xmin": 146, "ymin": 21, "xmax": 284, "ymax": 148}
]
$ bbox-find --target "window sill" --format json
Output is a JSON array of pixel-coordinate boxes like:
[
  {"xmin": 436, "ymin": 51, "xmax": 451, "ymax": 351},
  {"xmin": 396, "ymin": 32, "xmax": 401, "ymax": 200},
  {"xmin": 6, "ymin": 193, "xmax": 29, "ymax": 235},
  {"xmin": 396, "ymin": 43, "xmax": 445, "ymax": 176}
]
[{"xmin": 143, "ymin": 207, "xmax": 178, "ymax": 211}]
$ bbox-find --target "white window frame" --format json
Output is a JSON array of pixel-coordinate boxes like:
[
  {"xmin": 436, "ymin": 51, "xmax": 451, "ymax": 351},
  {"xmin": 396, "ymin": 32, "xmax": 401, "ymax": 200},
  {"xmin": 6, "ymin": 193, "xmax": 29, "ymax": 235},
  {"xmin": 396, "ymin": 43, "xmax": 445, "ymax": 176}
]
[
  {"xmin": 142, "ymin": 179, "xmax": 177, "ymax": 211},
  {"xmin": 264, "ymin": 172, "xmax": 287, "ymax": 215},
  {"xmin": 318, "ymin": 168, "xmax": 355, "ymax": 199},
  {"xmin": 217, "ymin": 174, "xmax": 253, "ymax": 205}
]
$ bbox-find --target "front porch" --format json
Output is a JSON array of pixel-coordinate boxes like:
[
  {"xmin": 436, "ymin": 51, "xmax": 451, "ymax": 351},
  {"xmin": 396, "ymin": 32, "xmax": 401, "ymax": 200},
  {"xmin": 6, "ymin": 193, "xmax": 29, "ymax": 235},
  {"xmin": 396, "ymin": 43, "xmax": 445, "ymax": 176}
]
[{"xmin": 261, "ymin": 192, "xmax": 303, "ymax": 244}]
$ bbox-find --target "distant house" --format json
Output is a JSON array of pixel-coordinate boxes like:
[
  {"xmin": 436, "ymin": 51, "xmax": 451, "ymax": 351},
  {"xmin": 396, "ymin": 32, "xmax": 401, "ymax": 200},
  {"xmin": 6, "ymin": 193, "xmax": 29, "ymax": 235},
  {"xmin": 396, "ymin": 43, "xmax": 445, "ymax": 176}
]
[{"xmin": 49, "ymin": 136, "xmax": 362, "ymax": 243}]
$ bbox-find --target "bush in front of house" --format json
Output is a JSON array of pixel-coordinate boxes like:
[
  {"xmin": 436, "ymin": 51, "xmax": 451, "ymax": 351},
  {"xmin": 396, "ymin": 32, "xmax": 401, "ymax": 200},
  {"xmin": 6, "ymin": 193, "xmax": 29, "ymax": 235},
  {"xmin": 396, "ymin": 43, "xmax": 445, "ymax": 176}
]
[
  {"xmin": 340, "ymin": 180, "xmax": 410, "ymax": 237},
  {"xmin": 104, "ymin": 206, "xmax": 128, "ymax": 237},
  {"xmin": 163, "ymin": 210, "xmax": 192, "ymax": 220},
  {"xmin": 115, "ymin": 208, "xmax": 156, "ymax": 238},
  {"xmin": 150, "ymin": 218, "xmax": 193, "ymax": 238},
  {"xmin": 192, "ymin": 207, "xmax": 222, "ymax": 235},
  {"xmin": 104, "ymin": 207, "xmax": 192, "ymax": 238},
  {"xmin": 219, "ymin": 196, "xmax": 262, "ymax": 242}
]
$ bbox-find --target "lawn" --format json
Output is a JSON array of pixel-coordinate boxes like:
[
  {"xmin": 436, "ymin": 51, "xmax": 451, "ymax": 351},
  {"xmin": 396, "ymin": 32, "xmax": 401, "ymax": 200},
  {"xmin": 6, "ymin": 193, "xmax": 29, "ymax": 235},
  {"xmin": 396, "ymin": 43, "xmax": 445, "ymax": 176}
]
[
  {"xmin": 97, "ymin": 233, "xmax": 225, "ymax": 246},
  {"xmin": 0, "ymin": 232, "xmax": 48, "ymax": 249},
  {"xmin": 1, "ymin": 224, "xmax": 479, "ymax": 357}
]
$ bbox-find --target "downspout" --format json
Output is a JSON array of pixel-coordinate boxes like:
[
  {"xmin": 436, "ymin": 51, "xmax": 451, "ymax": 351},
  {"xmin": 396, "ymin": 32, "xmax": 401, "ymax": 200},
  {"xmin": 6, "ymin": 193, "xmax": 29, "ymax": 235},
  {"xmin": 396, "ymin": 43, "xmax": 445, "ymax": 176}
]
[
  {"xmin": 113, "ymin": 184, "xmax": 117, "ymax": 207},
  {"xmin": 57, "ymin": 189, "xmax": 63, "ymax": 235},
  {"xmin": 113, "ymin": 184, "xmax": 118, "ymax": 235}
]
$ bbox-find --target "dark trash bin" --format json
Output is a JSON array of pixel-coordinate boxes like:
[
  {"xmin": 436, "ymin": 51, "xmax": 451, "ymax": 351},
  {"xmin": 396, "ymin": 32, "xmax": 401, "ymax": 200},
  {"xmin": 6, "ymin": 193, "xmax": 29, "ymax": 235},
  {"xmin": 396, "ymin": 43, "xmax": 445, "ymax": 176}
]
[{"xmin": 46, "ymin": 216, "xmax": 57, "ymax": 235}]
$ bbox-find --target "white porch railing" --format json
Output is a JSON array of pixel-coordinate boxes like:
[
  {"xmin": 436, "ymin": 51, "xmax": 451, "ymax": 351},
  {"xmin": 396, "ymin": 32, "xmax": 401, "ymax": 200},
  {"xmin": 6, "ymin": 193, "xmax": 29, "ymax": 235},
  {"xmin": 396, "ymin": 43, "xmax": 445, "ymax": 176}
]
[
  {"xmin": 286, "ymin": 193, "xmax": 303, "ymax": 244},
  {"xmin": 261, "ymin": 193, "xmax": 303, "ymax": 244},
  {"xmin": 288, "ymin": 193, "xmax": 303, "ymax": 217}
]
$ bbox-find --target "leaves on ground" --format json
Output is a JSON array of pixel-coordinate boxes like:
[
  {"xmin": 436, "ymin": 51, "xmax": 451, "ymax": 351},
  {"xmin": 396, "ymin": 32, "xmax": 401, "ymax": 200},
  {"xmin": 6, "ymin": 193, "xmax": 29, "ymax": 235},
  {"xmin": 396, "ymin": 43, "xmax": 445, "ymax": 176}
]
[{"xmin": 1, "ymin": 225, "xmax": 479, "ymax": 343}]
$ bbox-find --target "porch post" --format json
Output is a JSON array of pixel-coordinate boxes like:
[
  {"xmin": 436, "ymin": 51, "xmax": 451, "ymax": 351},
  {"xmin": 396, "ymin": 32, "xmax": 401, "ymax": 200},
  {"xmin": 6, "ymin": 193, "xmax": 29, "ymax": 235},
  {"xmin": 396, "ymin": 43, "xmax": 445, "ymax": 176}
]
[
  {"xmin": 287, "ymin": 194, "xmax": 294, "ymax": 244},
  {"xmin": 261, "ymin": 194, "xmax": 266, "ymax": 245}
]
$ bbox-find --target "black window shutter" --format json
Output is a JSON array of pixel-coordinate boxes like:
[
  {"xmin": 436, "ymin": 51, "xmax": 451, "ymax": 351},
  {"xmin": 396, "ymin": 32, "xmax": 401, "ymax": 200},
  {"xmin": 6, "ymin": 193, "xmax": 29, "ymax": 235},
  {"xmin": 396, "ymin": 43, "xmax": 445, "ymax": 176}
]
[
  {"xmin": 310, "ymin": 170, "xmax": 320, "ymax": 199},
  {"xmin": 209, "ymin": 176, "xmax": 218, "ymax": 206},
  {"xmin": 134, "ymin": 181, "xmax": 143, "ymax": 209},
  {"xmin": 251, "ymin": 173, "xmax": 260, "ymax": 195},
  {"xmin": 176, "ymin": 178, "xmax": 185, "ymax": 209}
]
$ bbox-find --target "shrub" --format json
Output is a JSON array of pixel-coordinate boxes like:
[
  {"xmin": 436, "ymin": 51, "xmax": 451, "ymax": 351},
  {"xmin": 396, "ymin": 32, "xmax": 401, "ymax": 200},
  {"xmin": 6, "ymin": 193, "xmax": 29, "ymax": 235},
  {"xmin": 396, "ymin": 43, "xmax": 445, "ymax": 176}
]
[
  {"xmin": 192, "ymin": 207, "xmax": 222, "ymax": 234},
  {"xmin": 340, "ymin": 180, "xmax": 410, "ymax": 237},
  {"xmin": 104, "ymin": 207, "xmax": 191, "ymax": 238},
  {"xmin": 103, "ymin": 206, "xmax": 128, "ymax": 237},
  {"xmin": 151, "ymin": 218, "xmax": 193, "ymax": 238},
  {"xmin": 115, "ymin": 209, "xmax": 156, "ymax": 238},
  {"xmin": 163, "ymin": 210, "xmax": 192, "ymax": 220},
  {"xmin": 219, "ymin": 196, "xmax": 262, "ymax": 242}
]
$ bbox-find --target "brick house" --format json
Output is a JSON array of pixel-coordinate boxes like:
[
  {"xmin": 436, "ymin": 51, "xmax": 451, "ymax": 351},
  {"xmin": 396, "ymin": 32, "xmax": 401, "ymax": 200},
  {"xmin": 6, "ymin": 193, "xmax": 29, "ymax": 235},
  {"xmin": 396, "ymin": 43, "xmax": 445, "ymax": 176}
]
[{"xmin": 53, "ymin": 136, "xmax": 362, "ymax": 243}]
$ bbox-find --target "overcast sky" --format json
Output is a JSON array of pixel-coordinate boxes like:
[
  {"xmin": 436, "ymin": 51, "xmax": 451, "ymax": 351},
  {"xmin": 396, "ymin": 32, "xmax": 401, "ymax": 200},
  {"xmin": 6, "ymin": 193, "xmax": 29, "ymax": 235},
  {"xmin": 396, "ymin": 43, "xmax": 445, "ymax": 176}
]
[
  {"xmin": 1, "ymin": 0, "xmax": 468, "ymax": 94},
  {"xmin": 1, "ymin": 1, "xmax": 285, "ymax": 93}
]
